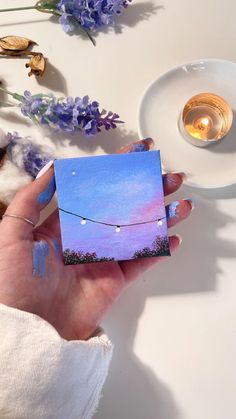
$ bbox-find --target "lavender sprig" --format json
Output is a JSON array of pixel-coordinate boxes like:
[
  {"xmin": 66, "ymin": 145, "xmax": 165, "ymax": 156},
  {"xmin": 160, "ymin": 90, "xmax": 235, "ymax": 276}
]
[
  {"xmin": 0, "ymin": 87, "xmax": 123, "ymax": 137},
  {"xmin": 57, "ymin": 0, "xmax": 131, "ymax": 33},
  {"xmin": 0, "ymin": 0, "xmax": 132, "ymax": 43}
]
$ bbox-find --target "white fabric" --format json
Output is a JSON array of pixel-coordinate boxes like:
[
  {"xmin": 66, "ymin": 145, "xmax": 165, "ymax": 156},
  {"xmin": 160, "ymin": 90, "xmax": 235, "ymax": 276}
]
[{"xmin": 0, "ymin": 304, "xmax": 113, "ymax": 419}]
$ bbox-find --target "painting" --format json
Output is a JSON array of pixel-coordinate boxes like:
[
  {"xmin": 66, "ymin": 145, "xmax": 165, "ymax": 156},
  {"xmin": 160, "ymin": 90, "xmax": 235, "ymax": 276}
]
[{"xmin": 54, "ymin": 151, "xmax": 170, "ymax": 265}]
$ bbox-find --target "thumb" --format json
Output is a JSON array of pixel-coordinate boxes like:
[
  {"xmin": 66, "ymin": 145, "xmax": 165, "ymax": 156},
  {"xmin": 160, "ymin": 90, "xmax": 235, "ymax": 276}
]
[{"xmin": 1, "ymin": 163, "xmax": 55, "ymax": 241}]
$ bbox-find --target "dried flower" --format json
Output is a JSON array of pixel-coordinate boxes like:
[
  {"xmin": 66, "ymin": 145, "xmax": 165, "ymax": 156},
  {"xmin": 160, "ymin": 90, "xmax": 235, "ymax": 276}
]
[
  {"xmin": 6, "ymin": 132, "xmax": 53, "ymax": 178},
  {"xmin": 0, "ymin": 36, "xmax": 35, "ymax": 51},
  {"xmin": 0, "ymin": 87, "xmax": 123, "ymax": 137},
  {"xmin": 0, "ymin": 35, "xmax": 46, "ymax": 77},
  {"xmin": 26, "ymin": 53, "xmax": 46, "ymax": 77}
]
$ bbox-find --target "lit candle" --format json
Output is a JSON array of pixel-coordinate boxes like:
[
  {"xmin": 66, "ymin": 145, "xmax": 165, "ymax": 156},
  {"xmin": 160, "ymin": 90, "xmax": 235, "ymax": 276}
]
[{"xmin": 179, "ymin": 93, "xmax": 233, "ymax": 147}]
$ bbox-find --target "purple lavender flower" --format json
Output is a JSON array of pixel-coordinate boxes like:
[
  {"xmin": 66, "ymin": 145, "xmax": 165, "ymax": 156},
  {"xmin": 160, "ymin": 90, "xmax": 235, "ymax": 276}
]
[
  {"xmin": 19, "ymin": 91, "xmax": 122, "ymax": 136},
  {"xmin": 56, "ymin": 0, "xmax": 131, "ymax": 33},
  {"xmin": 7, "ymin": 132, "xmax": 53, "ymax": 178}
]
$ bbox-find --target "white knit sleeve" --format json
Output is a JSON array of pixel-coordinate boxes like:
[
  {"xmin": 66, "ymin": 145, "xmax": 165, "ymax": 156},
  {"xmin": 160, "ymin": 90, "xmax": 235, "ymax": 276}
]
[{"xmin": 0, "ymin": 303, "xmax": 113, "ymax": 419}]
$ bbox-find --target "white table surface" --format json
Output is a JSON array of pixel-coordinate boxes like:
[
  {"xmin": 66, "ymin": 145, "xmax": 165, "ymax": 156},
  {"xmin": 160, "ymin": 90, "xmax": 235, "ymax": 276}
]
[{"xmin": 1, "ymin": 1, "xmax": 236, "ymax": 418}]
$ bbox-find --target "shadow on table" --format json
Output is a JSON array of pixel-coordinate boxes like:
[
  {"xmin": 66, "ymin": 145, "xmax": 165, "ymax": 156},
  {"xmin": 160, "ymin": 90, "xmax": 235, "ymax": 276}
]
[
  {"xmin": 50, "ymin": 126, "xmax": 139, "ymax": 155},
  {"xmin": 95, "ymin": 188, "xmax": 236, "ymax": 419},
  {"xmin": 0, "ymin": 18, "xmax": 48, "ymax": 28},
  {"xmin": 36, "ymin": 60, "xmax": 68, "ymax": 95},
  {"xmin": 94, "ymin": 1, "xmax": 163, "ymax": 36},
  {"xmin": 0, "ymin": 0, "xmax": 161, "ymax": 32}
]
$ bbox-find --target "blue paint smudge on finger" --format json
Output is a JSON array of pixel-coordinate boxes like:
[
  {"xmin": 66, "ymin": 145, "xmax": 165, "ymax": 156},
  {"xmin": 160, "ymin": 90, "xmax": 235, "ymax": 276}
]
[
  {"xmin": 37, "ymin": 176, "xmax": 56, "ymax": 205},
  {"xmin": 128, "ymin": 138, "xmax": 153, "ymax": 153},
  {"xmin": 163, "ymin": 174, "xmax": 181, "ymax": 188},
  {"xmin": 53, "ymin": 239, "xmax": 61, "ymax": 258},
  {"xmin": 32, "ymin": 241, "xmax": 50, "ymax": 279},
  {"xmin": 167, "ymin": 201, "xmax": 180, "ymax": 220},
  {"xmin": 167, "ymin": 175, "xmax": 179, "ymax": 187},
  {"xmin": 129, "ymin": 143, "xmax": 147, "ymax": 152}
]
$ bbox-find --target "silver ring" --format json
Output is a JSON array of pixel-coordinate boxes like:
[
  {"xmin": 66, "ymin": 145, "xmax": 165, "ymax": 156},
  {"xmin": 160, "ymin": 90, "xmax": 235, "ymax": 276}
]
[{"xmin": 2, "ymin": 213, "xmax": 35, "ymax": 227}]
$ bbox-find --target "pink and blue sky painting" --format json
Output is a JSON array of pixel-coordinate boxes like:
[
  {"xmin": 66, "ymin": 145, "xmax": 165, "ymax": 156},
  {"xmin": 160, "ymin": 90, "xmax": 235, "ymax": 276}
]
[{"xmin": 54, "ymin": 151, "xmax": 170, "ymax": 265}]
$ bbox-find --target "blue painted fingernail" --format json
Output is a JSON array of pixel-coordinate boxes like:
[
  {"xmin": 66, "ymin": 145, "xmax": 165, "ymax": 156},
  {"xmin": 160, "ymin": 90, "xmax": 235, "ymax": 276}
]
[{"xmin": 37, "ymin": 176, "xmax": 55, "ymax": 205}]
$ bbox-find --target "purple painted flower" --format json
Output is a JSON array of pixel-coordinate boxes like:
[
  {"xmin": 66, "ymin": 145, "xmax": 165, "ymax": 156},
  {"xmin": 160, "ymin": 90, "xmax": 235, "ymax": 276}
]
[
  {"xmin": 7, "ymin": 132, "xmax": 53, "ymax": 178},
  {"xmin": 56, "ymin": 0, "xmax": 131, "ymax": 33},
  {"xmin": 19, "ymin": 91, "xmax": 123, "ymax": 136}
]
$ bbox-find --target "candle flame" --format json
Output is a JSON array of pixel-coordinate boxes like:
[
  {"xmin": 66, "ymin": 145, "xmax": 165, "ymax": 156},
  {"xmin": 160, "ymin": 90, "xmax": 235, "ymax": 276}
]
[
  {"xmin": 194, "ymin": 116, "xmax": 212, "ymax": 132},
  {"xmin": 201, "ymin": 117, "xmax": 210, "ymax": 127}
]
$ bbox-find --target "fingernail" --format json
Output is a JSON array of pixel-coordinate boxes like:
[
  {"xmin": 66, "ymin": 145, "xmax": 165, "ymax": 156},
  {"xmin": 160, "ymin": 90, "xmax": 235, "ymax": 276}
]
[
  {"xmin": 183, "ymin": 198, "xmax": 195, "ymax": 211},
  {"xmin": 143, "ymin": 138, "xmax": 154, "ymax": 146},
  {"xmin": 144, "ymin": 137, "xmax": 154, "ymax": 142},
  {"xmin": 175, "ymin": 234, "xmax": 183, "ymax": 245},
  {"xmin": 36, "ymin": 160, "xmax": 54, "ymax": 179},
  {"xmin": 173, "ymin": 172, "xmax": 187, "ymax": 181}
]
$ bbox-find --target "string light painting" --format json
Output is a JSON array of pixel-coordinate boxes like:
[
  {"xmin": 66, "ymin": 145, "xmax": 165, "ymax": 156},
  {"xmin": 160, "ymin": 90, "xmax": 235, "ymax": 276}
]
[{"xmin": 54, "ymin": 151, "xmax": 170, "ymax": 265}]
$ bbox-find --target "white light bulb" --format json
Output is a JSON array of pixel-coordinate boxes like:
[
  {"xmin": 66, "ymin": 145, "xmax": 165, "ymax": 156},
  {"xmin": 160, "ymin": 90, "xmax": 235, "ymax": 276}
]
[
  {"xmin": 115, "ymin": 226, "xmax": 121, "ymax": 233},
  {"xmin": 81, "ymin": 218, "xmax": 87, "ymax": 225},
  {"xmin": 72, "ymin": 171, "xmax": 76, "ymax": 176},
  {"xmin": 157, "ymin": 220, "xmax": 163, "ymax": 226}
]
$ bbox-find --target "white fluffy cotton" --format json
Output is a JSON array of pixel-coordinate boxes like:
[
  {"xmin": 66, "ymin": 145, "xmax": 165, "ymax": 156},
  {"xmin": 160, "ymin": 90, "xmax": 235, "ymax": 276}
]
[
  {"xmin": 0, "ymin": 127, "xmax": 8, "ymax": 148},
  {"xmin": 0, "ymin": 159, "xmax": 31, "ymax": 205}
]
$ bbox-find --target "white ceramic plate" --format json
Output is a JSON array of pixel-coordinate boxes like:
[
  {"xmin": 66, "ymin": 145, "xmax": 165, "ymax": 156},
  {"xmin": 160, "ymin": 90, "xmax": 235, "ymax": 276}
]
[{"xmin": 138, "ymin": 59, "xmax": 236, "ymax": 189}]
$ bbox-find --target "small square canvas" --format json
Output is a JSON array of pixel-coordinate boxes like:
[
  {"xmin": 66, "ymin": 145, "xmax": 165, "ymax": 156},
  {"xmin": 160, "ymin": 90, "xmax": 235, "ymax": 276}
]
[{"xmin": 54, "ymin": 151, "xmax": 170, "ymax": 265}]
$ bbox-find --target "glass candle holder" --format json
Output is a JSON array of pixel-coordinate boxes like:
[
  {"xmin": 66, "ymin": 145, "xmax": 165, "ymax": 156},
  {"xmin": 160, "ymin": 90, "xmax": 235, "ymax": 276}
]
[{"xmin": 179, "ymin": 93, "xmax": 233, "ymax": 147}]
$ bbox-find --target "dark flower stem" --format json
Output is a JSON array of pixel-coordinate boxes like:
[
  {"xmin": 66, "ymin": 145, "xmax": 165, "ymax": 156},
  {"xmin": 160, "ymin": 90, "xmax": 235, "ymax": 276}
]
[
  {"xmin": 81, "ymin": 27, "xmax": 96, "ymax": 47},
  {"xmin": 71, "ymin": 16, "xmax": 96, "ymax": 46}
]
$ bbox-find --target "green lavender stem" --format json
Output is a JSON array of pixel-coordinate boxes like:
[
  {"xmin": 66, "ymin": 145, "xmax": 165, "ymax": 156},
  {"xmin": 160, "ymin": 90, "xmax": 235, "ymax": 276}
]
[
  {"xmin": 0, "ymin": 86, "xmax": 24, "ymax": 102},
  {"xmin": 0, "ymin": 6, "xmax": 36, "ymax": 12}
]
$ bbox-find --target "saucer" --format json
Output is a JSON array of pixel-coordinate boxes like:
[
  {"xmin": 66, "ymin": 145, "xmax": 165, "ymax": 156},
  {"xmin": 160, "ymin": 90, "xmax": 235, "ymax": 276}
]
[{"xmin": 138, "ymin": 59, "xmax": 236, "ymax": 189}]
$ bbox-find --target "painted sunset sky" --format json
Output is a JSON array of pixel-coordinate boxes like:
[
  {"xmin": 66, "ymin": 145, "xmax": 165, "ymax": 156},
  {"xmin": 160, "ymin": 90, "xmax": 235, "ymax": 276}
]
[{"xmin": 55, "ymin": 151, "xmax": 169, "ymax": 262}]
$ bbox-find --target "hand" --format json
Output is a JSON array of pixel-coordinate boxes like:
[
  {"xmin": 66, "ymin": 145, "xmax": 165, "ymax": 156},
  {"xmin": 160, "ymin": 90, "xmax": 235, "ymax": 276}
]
[{"xmin": 0, "ymin": 140, "xmax": 192, "ymax": 341}]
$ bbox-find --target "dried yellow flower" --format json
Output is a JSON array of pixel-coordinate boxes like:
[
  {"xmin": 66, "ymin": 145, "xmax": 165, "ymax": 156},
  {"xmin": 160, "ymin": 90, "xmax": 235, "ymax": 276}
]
[
  {"xmin": 25, "ymin": 54, "xmax": 46, "ymax": 77},
  {"xmin": 0, "ymin": 36, "xmax": 35, "ymax": 51}
]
